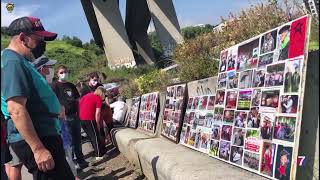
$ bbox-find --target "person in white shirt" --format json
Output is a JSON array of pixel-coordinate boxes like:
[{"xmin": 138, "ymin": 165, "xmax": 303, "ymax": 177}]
[
  {"xmin": 283, "ymin": 96, "xmax": 293, "ymax": 113},
  {"xmin": 110, "ymin": 96, "xmax": 128, "ymax": 124}
]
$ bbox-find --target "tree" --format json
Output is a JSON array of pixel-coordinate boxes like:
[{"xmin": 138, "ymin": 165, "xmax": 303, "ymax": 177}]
[{"xmin": 181, "ymin": 24, "xmax": 214, "ymax": 40}]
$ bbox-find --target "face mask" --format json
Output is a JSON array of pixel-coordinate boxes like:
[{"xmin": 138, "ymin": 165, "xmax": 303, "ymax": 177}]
[
  {"xmin": 90, "ymin": 79, "xmax": 98, "ymax": 86},
  {"xmin": 31, "ymin": 41, "xmax": 46, "ymax": 59},
  {"xmin": 46, "ymin": 68, "xmax": 54, "ymax": 83},
  {"xmin": 59, "ymin": 73, "xmax": 69, "ymax": 81}
]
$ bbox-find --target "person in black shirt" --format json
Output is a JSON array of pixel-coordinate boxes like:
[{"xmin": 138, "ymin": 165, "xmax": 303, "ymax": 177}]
[
  {"xmin": 51, "ymin": 65, "xmax": 88, "ymax": 169},
  {"xmin": 79, "ymin": 72, "xmax": 103, "ymax": 97}
]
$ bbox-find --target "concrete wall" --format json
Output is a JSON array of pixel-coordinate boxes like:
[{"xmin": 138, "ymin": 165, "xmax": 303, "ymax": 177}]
[{"xmin": 91, "ymin": 0, "xmax": 136, "ymax": 68}]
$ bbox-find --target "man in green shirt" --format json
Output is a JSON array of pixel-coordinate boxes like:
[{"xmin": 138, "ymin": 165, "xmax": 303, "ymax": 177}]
[{"xmin": 1, "ymin": 16, "xmax": 73, "ymax": 179}]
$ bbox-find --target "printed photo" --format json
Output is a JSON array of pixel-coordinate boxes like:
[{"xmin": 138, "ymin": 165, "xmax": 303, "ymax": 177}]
[
  {"xmin": 275, "ymin": 145, "xmax": 293, "ymax": 180},
  {"xmin": 251, "ymin": 89, "xmax": 262, "ymax": 107},
  {"xmin": 245, "ymin": 129, "xmax": 260, "ymax": 153},
  {"xmin": 225, "ymin": 91, "xmax": 238, "ymax": 109},
  {"xmin": 239, "ymin": 70, "xmax": 253, "ymax": 89},
  {"xmin": 284, "ymin": 58, "xmax": 302, "ymax": 93},
  {"xmin": 209, "ymin": 140, "xmax": 219, "ymax": 157},
  {"xmin": 187, "ymin": 97, "xmax": 194, "ymax": 110},
  {"xmin": 220, "ymin": 50, "xmax": 228, "ymax": 72},
  {"xmin": 200, "ymin": 132, "xmax": 210, "ymax": 150},
  {"xmin": 192, "ymin": 97, "xmax": 200, "ymax": 110},
  {"xmin": 279, "ymin": 95, "xmax": 298, "ymax": 114},
  {"xmin": 214, "ymin": 107, "xmax": 224, "ymax": 122},
  {"xmin": 243, "ymin": 151, "xmax": 260, "ymax": 171},
  {"xmin": 188, "ymin": 132, "xmax": 196, "ymax": 146},
  {"xmin": 253, "ymin": 69, "xmax": 266, "ymax": 87},
  {"xmin": 223, "ymin": 110, "xmax": 235, "ymax": 124},
  {"xmin": 237, "ymin": 38, "xmax": 259, "ymax": 71},
  {"xmin": 173, "ymin": 112, "xmax": 181, "ymax": 124},
  {"xmin": 274, "ymin": 116, "xmax": 296, "ymax": 142},
  {"xmin": 176, "ymin": 85, "xmax": 185, "ymax": 98},
  {"xmin": 237, "ymin": 90, "xmax": 252, "ymax": 110},
  {"xmin": 260, "ymin": 89, "xmax": 280, "ymax": 112},
  {"xmin": 197, "ymin": 112, "xmax": 206, "ymax": 127},
  {"xmin": 218, "ymin": 73, "xmax": 227, "ymax": 89},
  {"xmin": 276, "ymin": 25, "xmax": 291, "ymax": 61},
  {"xmin": 260, "ymin": 30, "xmax": 277, "ymax": 54},
  {"xmin": 205, "ymin": 112, "xmax": 214, "ymax": 128},
  {"xmin": 180, "ymin": 128, "xmax": 186, "ymax": 143},
  {"xmin": 184, "ymin": 126, "xmax": 191, "ymax": 144},
  {"xmin": 221, "ymin": 125, "xmax": 233, "ymax": 141},
  {"xmin": 260, "ymin": 142, "xmax": 276, "ymax": 177},
  {"xmin": 194, "ymin": 128, "xmax": 202, "ymax": 149},
  {"xmin": 227, "ymin": 71, "xmax": 239, "ymax": 89},
  {"xmin": 207, "ymin": 96, "xmax": 215, "ymax": 110},
  {"xmin": 247, "ymin": 107, "xmax": 261, "ymax": 128},
  {"xmin": 211, "ymin": 125, "xmax": 221, "ymax": 140},
  {"xmin": 260, "ymin": 113, "xmax": 275, "ymax": 140},
  {"xmin": 230, "ymin": 146, "xmax": 244, "ymax": 165},
  {"xmin": 219, "ymin": 140, "xmax": 231, "ymax": 161},
  {"xmin": 265, "ymin": 63, "xmax": 285, "ymax": 87},
  {"xmin": 215, "ymin": 90, "xmax": 226, "ymax": 106},
  {"xmin": 198, "ymin": 96, "xmax": 209, "ymax": 110},
  {"xmin": 258, "ymin": 52, "xmax": 274, "ymax": 69},
  {"xmin": 227, "ymin": 47, "xmax": 237, "ymax": 71},
  {"xmin": 232, "ymin": 128, "xmax": 245, "ymax": 146},
  {"xmin": 234, "ymin": 111, "xmax": 247, "ymax": 128}
]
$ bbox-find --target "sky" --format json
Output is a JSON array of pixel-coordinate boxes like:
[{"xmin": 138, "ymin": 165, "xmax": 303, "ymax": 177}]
[{"xmin": 1, "ymin": 0, "xmax": 266, "ymax": 43}]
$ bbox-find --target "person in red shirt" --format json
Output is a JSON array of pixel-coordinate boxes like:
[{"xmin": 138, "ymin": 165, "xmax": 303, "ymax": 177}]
[{"xmin": 79, "ymin": 86, "xmax": 107, "ymax": 160}]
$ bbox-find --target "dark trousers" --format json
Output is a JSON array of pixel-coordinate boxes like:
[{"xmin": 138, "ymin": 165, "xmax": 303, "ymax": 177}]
[
  {"xmin": 81, "ymin": 120, "xmax": 107, "ymax": 157},
  {"xmin": 65, "ymin": 115, "xmax": 85, "ymax": 163},
  {"xmin": 10, "ymin": 135, "xmax": 74, "ymax": 180}
]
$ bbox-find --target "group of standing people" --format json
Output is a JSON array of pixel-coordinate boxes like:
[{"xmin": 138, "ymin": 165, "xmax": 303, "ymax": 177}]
[{"xmin": 1, "ymin": 16, "xmax": 124, "ymax": 180}]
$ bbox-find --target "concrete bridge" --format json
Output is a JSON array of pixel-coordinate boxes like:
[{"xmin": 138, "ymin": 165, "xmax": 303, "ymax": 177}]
[{"xmin": 80, "ymin": 0, "xmax": 184, "ymax": 68}]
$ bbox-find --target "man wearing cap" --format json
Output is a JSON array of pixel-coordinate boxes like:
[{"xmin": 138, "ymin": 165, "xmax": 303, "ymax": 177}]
[{"xmin": 1, "ymin": 17, "xmax": 74, "ymax": 179}]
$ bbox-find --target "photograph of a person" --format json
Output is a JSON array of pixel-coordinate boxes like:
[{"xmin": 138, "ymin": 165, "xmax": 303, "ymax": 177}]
[
  {"xmin": 221, "ymin": 125, "xmax": 233, "ymax": 141},
  {"xmin": 239, "ymin": 70, "xmax": 253, "ymax": 89},
  {"xmin": 198, "ymin": 96, "xmax": 208, "ymax": 110},
  {"xmin": 284, "ymin": 58, "xmax": 302, "ymax": 93},
  {"xmin": 227, "ymin": 71, "xmax": 239, "ymax": 89},
  {"xmin": 184, "ymin": 126, "xmax": 191, "ymax": 144},
  {"xmin": 260, "ymin": 30, "xmax": 277, "ymax": 54},
  {"xmin": 279, "ymin": 95, "xmax": 298, "ymax": 114},
  {"xmin": 214, "ymin": 107, "xmax": 224, "ymax": 122},
  {"xmin": 205, "ymin": 112, "xmax": 214, "ymax": 128},
  {"xmin": 188, "ymin": 132, "xmax": 196, "ymax": 146},
  {"xmin": 207, "ymin": 96, "xmax": 215, "ymax": 110},
  {"xmin": 223, "ymin": 110, "xmax": 235, "ymax": 124},
  {"xmin": 273, "ymin": 116, "xmax": 296, "ymax": 142},
  {"xmin": 253, "ymin": 69, "xmax": 266, "ymax": 87},
  {"xmin": 245, "ymin": 129, "xmax": 260, "ymax": 153},
  {"xmin": 176, "ymin": 85, "xmax": 185, "ymax": 98},
  {"xmin": 275, "ymin": 145, "xmax": 292, "ymax": 180},
  {"xmin": 225, "ymin": 91, "xmax": 238, "ymax": 109},
  {"xmin": 237, "ymin": 90, "xmax": 252, "ymax": 110},
  {"xmin": 211, "ymin": 125, "xmax": 221, "ymax": 140},
  {"xmin": 220, "ymin": 50, "xmax": 228, "ymax": 72},
  {"xmin": 200, "ymin": 132, "xmax": 209, "ymax": 150},
  {"xmin": 180, "ymin": 128, "xmax": 186, "ymax": 143},
  {"xmin": 258, "ymin": 52, "xmax": 274, "ymax": 69},
  {"xmin": 187, "ymin": 97, "xmax": 194, "ymax": 110},
  {"xmin": 260, "ymin": 113, "xmax": 275, "ymax": 140},
  {"xmin": 265, "ymin": 63, "xmax": 285, "ymax": 87},
  {"xmin": 209, "ymin": 140, "xmax": 219, "ymax": 157},
  {"xmin": 276, "ymin": 25, "xmax": 291, "ymax": 61},
  {"xmin": 219, "ymin": 140, "xmax": 231, "ymax": 161},
  {"xmin": 194, "ymin": 129, "xmax": 202, "ymax": 148},
  {"xmin": 243, "ymin": 151, "xmax": 260, "ymax": 171},
  {"xmin": 230, "ymin": 146, "xmax": 244, "ymax": 165},
  {"xmin": 192, "ymin": 96, "xmax": 200, "ymax": 109},
  {"xmin": 232, "ymin": 128, "xmax": 245, "ymax": 146},
  {"xmin": 215, "ymin": 90, "xmax": 226, "ymax": 106},
  {"xmin": 218, "ymin": 72, "xmax": 227, "ymax": 89},
  {"xmin": 247, "ymin": 107, "xmax": 261, "ymax": 128},
  {"xmin": 237, "ymin": 38, "xmax": 260, "ymax": 71},
  {"xmin": 260, "ymin": 89, "xmax": 280, "ymax": 112},
  {"xmin": 260, "ymin": 142, "xmax": 276, "ymax": 177},
  {"xmin": 227, "ymin": 47, "xmax": 237, "ymax": 71},
  {"xmin": 251, "ymin": 89, "xmax": 262, "ymax": 107},
  {"xmin": 234, "ymin": 111, "xmax": 247, "ymax": 128}
]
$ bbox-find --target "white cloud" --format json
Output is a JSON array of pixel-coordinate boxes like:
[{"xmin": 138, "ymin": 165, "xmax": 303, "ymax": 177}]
[{"xmin": 1, "ymin": 2, "xmax": 40, "ymax": 26}]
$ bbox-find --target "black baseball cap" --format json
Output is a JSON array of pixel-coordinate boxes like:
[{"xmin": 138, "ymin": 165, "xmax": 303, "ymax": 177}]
[{"xmin": 8, "ymin": 16, "xmax": 57, "ymax": 41}]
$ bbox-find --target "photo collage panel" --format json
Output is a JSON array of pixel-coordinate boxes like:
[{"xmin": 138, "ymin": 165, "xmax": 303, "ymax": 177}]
[
  {"xmin": 138, "ymin": 92, "xmax": 159, "ymax": 133},
  {"xmin": 162, "ymin": 84, "xmax": 187, "ymax": 142},
  {"xmin": 211, "ymin": 15, "xmax": 309, "ymax": 179},
  {"xmin": 128, "ymin": 97, "xmax": 141, "ymax": 128}
]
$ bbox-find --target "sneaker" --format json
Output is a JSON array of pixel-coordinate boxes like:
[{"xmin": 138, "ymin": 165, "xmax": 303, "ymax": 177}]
[{"xmin": 95, "ymin": 156, "xmax": 104, "ymax": 161}]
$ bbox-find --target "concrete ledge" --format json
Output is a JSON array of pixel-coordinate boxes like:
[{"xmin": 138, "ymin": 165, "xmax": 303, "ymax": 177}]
[{"xmin": 113, "ymin": 127, "xmax": 267, "ymax": 180}]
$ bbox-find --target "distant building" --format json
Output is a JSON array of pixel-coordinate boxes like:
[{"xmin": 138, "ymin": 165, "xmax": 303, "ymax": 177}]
[{"xmin": 303, "ymin": 0, "xmax": 319, "ymax": 18}]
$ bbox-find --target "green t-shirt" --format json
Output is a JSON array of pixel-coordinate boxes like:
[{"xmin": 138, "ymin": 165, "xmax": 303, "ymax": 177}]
[{"xmin": 1, "ymin": 49, "xmax": 61, "ymax": 143}]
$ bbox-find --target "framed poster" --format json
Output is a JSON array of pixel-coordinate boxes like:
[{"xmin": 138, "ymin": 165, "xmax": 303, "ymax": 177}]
[
  {"xmin": 127, "ymin": 96, "xmax": 141, "ymax": 129},
  {"xmin": 138, "ymin": 92, "xmax": 159, "ymax": 134}
]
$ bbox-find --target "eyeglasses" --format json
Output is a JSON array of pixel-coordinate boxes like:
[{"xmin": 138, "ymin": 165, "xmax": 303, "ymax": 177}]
[{"xmin": 59, "ymin": 71, "xmax": 67, "ymax": 74}]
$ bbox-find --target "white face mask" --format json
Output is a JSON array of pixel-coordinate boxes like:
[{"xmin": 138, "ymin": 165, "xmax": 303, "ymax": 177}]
[
  {"xmin": 90, "ymin": 79, "xmax": 98, "ymax": 86},
  {"xmin": 46, "ymin": 68, "xmax": 54, "ymax": 83},
  {"xmin": 59, "ymin": 73, "xmax": 69, "ymax": 81}
]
